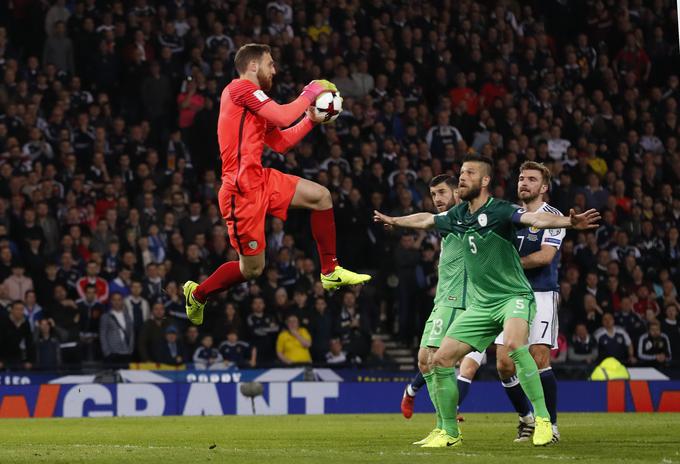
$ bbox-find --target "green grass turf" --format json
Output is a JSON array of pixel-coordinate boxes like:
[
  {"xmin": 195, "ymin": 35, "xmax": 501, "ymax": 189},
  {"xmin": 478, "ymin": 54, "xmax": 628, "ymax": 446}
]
[{"xmin": 0, "ymin": 413, "xmax": 678, "ymax": 463}]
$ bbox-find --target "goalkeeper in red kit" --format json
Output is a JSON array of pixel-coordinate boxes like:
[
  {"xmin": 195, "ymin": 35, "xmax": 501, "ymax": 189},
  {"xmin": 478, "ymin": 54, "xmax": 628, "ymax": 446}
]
[{"xmin": 183, "ymin": 43, "xmax": 371, "ymax": 325}]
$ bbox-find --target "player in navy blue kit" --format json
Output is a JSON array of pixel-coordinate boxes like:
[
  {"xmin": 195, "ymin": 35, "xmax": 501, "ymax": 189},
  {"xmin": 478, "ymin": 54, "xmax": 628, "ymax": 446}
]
[{"xmin": 494, "ymin": 161, "xmax": 565, "ymax": 444}]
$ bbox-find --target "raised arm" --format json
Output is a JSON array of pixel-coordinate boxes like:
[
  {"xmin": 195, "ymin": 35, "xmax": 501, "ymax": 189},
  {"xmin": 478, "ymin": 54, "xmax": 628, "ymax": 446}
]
[
  {"xmin": 518, "ymin": 208, "xmax": 600, "ymax": 230},
  {"xmin": 373, "ymin": 210, "xmax": 435, "ymax": 230}
]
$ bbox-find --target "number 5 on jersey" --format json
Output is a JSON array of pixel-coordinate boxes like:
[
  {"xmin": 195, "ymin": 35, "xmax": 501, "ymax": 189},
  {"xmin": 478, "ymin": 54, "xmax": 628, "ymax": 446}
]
[{"xmin": 468, "ymin": 236, "xmax": 477, "ymax": 254}]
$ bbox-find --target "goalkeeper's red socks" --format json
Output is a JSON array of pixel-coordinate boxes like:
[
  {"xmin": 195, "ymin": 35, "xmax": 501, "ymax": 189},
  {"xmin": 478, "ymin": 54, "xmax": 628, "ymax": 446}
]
[
  {"xmin": 193, "ymin": 261, "xmax": 246, "ymax": 303},
  {"xmin": 311, "ymin": 208, "xmax": 338, "ymax": 275}
]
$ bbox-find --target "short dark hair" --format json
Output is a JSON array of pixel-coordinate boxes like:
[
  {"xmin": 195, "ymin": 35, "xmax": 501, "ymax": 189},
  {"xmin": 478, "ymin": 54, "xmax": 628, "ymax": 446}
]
[
  {"xmin": 462, "ymin": 154, "xmax": 494, "ymax": 177},
  {"xmin": 234, "ymin": 43, "xmax": 271, "ymax": 74},
  {"xmin": 429, "ymin": 174, "xmax": 457, "ymax": 189},
  {"xmin": 520, "ymin": 161, "xmax": 552, "ymax": 186}
]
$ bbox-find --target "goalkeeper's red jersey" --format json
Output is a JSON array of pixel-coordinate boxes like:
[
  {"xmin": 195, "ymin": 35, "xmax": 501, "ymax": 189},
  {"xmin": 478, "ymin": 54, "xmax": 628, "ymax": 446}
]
[{"xmin": 217, "ymin": 78, "xmax": 273, "ymax": 193}]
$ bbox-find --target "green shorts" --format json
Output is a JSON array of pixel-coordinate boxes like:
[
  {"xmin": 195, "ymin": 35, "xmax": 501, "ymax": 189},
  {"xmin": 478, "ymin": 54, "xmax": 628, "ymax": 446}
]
[
  {"xmin": 420, "ymin": 306, "xmax": 463, "ymax": 348},
  {"xmin": 445, "ymin": 294, "xmax": 536, "ymax": 352}
]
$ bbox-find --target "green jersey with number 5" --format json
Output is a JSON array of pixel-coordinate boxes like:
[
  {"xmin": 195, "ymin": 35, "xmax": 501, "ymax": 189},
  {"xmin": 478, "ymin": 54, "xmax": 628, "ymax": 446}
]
[
  {"xmin": 434, "ymin": 197, "xmax": 533, "ymax": 308},
  {"xmin": 433, "ymin": 233, "xmax": 467, "ymax": 309}
]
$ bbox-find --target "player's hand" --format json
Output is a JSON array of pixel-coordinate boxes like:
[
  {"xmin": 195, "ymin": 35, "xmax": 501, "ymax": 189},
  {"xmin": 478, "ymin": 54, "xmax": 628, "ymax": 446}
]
[
  {"xmin": 301, "ymin": 79, "xmax": 337, "ymax": 102},
  {"xmin": 569, "ymin": 208, "xmax": 600, "ymax": 230},
  {"xmin": 373, "ymin": 210, "xmax": 396, "ymax": 227},
  {"xmin": 312, "ymin": 79, "xmax": 337, "ymax": 92},
  {"xmin": 305, "ymin": 106, "xmax": 324, "ymax": 124}
]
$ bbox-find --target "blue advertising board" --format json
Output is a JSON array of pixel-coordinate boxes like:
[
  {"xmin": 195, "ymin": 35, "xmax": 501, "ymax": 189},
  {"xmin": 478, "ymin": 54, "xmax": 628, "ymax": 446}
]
[{"xmin": 1, "ymin": 381, "xmax": 679, "ymax": 418}]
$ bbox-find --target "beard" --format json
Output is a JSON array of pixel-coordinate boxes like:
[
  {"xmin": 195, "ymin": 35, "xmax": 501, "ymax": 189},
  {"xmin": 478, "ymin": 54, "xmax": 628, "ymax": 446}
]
[
  {"xmin": 257, "ymin": 69, "xmax": 273, "ymax": 91},
  {"xmin": 459, "ymin": 182, "xmax": 482, "ymax": 201},
  {"xmin": 518, "ymin": 190, "xmax": 540, "ymax": 203}
]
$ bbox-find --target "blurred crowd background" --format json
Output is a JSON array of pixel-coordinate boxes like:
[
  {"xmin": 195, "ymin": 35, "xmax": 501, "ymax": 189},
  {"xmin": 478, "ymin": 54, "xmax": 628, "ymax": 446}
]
[{"xmin": 0, "ymin": 0, "xmax": 679, "ymax": 372}]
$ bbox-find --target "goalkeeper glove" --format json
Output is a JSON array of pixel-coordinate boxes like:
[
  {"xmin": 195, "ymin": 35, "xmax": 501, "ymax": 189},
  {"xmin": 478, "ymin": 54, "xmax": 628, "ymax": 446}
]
[{"xmin": 301, "ymin": 79, "xmax": 338, "ymax": 103}]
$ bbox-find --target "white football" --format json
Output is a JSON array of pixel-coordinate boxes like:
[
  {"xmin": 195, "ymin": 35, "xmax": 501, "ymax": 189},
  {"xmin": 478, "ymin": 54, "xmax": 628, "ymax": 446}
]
[{"xmin": 313, "ymin": 91, "xmax": 343, "ymax": 124}]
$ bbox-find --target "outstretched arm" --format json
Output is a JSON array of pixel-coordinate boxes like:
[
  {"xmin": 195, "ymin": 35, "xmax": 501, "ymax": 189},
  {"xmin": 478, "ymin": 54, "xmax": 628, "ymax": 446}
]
[
  {"xmin": 373, "ymin": 210, "xmax": 435, "ymax": 230},
  {"xmin": 518, "ymin": 208, "xmax": 600, "ymax": 230}
]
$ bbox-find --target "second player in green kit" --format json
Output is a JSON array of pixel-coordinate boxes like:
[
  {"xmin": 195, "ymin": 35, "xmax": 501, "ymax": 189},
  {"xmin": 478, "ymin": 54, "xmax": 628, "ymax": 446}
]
[{"xmin": 420, "ymin": 229, "xmax": 466, "ymax": 349}]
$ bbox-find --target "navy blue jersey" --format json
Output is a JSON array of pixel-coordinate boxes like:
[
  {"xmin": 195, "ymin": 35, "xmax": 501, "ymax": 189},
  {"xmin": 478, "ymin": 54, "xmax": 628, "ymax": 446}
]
[
  {"xmin": 514, "ymin": 202, "xmax": 565, "ymax": 292},
  {"xmin": 218, "ymin": 340, "xmax": 252, "ymax": 366}
]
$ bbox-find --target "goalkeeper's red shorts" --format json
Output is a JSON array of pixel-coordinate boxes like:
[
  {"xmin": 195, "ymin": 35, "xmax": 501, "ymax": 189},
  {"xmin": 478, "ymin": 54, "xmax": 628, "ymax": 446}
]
[{"xmin": 218, "ymin": 168, "xmax": 299, "ymax": 256}]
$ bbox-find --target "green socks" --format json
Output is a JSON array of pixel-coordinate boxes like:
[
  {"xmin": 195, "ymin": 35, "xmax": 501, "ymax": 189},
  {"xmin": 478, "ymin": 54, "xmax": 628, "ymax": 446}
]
[
  {"xmin": 508, "ymin": 345, "xmax": 549, "ymax": 418},
  {"xmin": 423, "ymin": 371, "xmax": 443, "ymax": 429},
  {"xmin": 433, "ymin": 366, "xmax": 460, "ymax": 437}
]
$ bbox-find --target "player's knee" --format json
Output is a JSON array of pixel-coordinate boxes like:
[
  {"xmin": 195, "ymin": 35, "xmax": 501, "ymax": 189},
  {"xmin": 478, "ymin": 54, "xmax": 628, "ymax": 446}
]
[
  {"xmin": 530, "ymin": 346, "xmax": 551, "ymax": 370},
  {"xmin": 316, "ymin": 186, "xmax": 332, "ymax": 210},
  {"xmin": 496, "ymin": 356, "xmax": 515, "ymax": 379},
  {"xmin": 432, "ymin": 351, "xmax": 456, "ymax": 368},
  {"xmin": 418, "ymin": 360, "xmax": 430, "ymax": 374},
  {"xmin": 241, "ymin": 262, "xmax": 264, "ymax": 280},
  {"xmin": 504, "ymin": 338, "xmax": 523, "ymax": 352},
  {"xmin": 460, "ymin": 363, "xmax": 477, "ymax": 380}
]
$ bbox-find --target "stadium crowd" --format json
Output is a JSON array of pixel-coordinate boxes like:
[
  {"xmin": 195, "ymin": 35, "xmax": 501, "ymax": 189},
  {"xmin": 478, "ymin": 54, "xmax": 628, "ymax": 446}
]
[{"xmin": 0, "ymin": 0, "xmax": 679, "ymax": 372}]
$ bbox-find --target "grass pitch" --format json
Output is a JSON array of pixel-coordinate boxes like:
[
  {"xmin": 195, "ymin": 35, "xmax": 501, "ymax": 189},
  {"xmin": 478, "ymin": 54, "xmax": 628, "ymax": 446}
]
[{"xmin": 0, "ymin": 413, "xmax": 678, "ymax": 463}]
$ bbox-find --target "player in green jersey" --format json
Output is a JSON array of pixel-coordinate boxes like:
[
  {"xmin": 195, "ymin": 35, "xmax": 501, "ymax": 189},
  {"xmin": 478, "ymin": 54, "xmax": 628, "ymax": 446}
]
[
  {"xmin": 398, "ymin": 175, "xmax": 485, "ymax": 446},
  {"xmin": 410, "ymin": 175, "xmax": 464, "ymax": 444},
  {"xmin": 374, "ymin": 154, "xmax": 600, "ymax": 448}
]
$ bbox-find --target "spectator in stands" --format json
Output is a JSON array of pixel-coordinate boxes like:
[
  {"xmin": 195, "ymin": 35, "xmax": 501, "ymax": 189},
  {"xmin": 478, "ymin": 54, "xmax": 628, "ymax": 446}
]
[
  {"xmin": 568, "ymin": 323, "xmax": 599, "ymax": 364},
  {"xmin": 246, "ymin": 296, "xmax": 278, "ymax": 365},
  {"xmin": 276, "ymin": 314, "xmax": 312, "ymax": 365},
  {"xmin": 193, "ymin": 334, "xmax": 223, "ymax": 370},
  {"xmin": 124, "ymin": 280, "xmax": 150, "ymax": 336},
  {"xmin": 583, "ymin": 294, "xmax": 604, "ymax": 335},
  {"xmin": 3, "ymin": 263, "xmax": 33, "ymax": 302},
  {"xmin": 211, "ymin": 302, "xmax": 242, "ymax": 343},
  {"xmin": 34, "ymin": 319, "xmax": 61, "ymax": 370},
  {"xmin": 614, "ymin": 296, "xmax": 646, "ymax": 344},
  {"xmin": 366, "ymin": 338, "xmax": 396, "ymax": 368},
  {"xmin": 108, "ymin": 267, "xmax": 132, "ymax": 298},
  {"xmin": 162, "ymin": 281, "xmax": 187, "ymax": 331},
  {"xmin": 309, "ymin": 297, "xmax": 333, "ymax": 363},
  {"xmin": 76, "ymin": 261, "xmax": 109, "ymax": 304},
  {"xmin": 49, "ymin": 283, "xmax": 81, "ymax": 365},
  {"xmin": 138, "ymin": 302, "xmax": 170, "ymax": 362},
  {"xmin": 633, "ymin": 286, "xmax": 660, "ymax": 317},
  {"xmin": 179, "ymin": 324, "xmax": 197, "ymax": 359},
  {"xmin": 0, "ymin": 301, "xmax": 34, "ymax": 370},
  {"xmin": 218, "ymin": 330, "xmax": 255, "ymax": 368},
  {"xmin": 426, "ymin": 111, "xmax": 463, "ymax": 159},
  {"xmin": 594, "ymin": 313, "xmax": 636, "ymax": 365},
  {"xmin": 325, "ymin": 337, "xmax": 348, "ymax": 366},
  {"xmin": 157, "ymin": 326, "xmax": 185, "ymax": 366},
  {"xmin": 637, "ymin": 320, "xmax": 672, "ymax": 367},
  {"xmin": 22, "ymin": 289, "xmax": 43, "ymax": 332},
  {"xmin": 661, "ymin": 304, "xmax": 680, "ymax": 362},
  {"xmin": 42, "ymin": 21, "xmax": 74, "ymax": 74},
  {"xmin": 99, "ymin": 292, "xmax": 134, "ymax": 365},
  {"xmin": 77, "ymin": 284, "xmax": 104, "ymax": 362}
]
